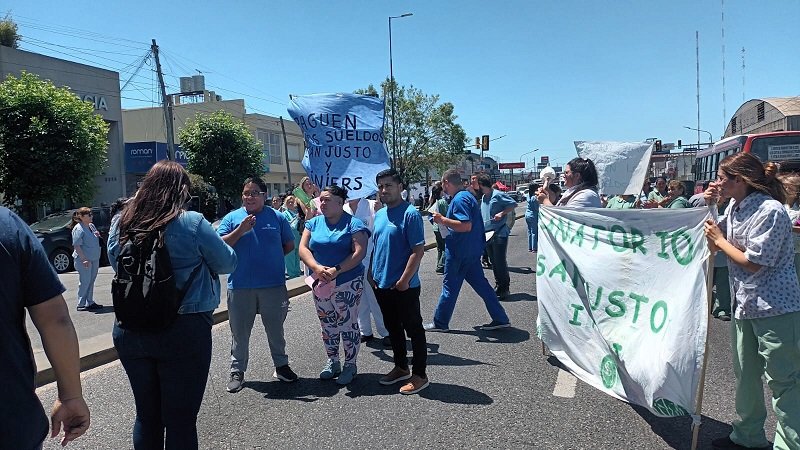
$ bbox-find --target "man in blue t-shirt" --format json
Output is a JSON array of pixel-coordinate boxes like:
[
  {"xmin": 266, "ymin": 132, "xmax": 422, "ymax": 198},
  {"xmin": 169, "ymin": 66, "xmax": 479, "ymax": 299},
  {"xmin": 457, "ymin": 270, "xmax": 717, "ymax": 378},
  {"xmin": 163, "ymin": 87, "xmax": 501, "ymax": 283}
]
[
  {"xmin": 425, "ymin": 169, "xmax": 511, "ymax": 332},
  {"xmin": 369, "ymin": 169, "xmax": 429, "ymax": 395},
  {"xmin": 0, "ymin": 207, "xmax": 90, "ymax": 447},
  {"xmin": 218, "ymin": 177, "xmax": 297, "ymax": 393},
  {"xmin": 477, "ymin": 174, "xmax": 517, "ymax": 299}
]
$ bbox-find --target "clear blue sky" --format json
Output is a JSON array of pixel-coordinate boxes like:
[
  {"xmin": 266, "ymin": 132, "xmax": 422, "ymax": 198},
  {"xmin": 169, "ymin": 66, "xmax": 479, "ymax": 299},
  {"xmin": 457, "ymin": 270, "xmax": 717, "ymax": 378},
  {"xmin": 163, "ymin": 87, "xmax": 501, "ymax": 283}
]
[{"xmin": 6, "ymin": 0, "xmax": 799, "ymax": 168}]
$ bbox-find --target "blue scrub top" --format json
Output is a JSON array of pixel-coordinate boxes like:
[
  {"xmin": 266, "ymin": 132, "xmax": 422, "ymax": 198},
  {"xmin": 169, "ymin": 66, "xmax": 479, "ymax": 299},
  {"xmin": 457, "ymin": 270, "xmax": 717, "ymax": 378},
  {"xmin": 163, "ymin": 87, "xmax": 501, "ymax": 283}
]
[
  {"xmin": 372, "ymin": 202, "xmax": 426, "ymax": 289},
  {"xmin": 445, "ymin": 190, "xmax": 485, "ymax": 260},
  {"xmin": 306, "ymin": 213, "xmax": 369, "ymax": 284},
  {"xmin": 218, "ymin": 207, "xmax": 293, "ymax": 289}
]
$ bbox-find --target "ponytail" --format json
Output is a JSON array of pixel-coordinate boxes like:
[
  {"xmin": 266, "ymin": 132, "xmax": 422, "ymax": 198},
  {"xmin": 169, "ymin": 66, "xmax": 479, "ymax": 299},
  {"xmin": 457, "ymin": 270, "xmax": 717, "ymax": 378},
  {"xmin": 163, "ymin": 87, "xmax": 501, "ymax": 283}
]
[{"xmin": 719, "ymin": 153, "xmax": 786, "ymax": 203}]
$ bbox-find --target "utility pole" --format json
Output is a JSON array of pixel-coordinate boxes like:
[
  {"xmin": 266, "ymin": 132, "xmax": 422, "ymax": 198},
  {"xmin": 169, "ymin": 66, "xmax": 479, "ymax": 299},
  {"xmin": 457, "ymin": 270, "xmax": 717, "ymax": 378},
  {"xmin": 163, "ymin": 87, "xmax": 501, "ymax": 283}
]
[
  {"xmin": 151, "ymin": 39, "xmax": 176, "ymax": 160},
  {"xmin": 279, "ymin": 116, "xmax": 292, "ymax": 187}
]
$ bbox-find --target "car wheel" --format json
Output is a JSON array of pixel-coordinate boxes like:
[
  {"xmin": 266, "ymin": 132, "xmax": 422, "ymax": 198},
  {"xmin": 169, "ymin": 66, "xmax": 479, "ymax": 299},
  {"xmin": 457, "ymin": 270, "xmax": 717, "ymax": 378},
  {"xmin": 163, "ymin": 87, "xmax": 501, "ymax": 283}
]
[{"xmin": 51, "ymin": 248, "xmax": 74, "ymax": 274}]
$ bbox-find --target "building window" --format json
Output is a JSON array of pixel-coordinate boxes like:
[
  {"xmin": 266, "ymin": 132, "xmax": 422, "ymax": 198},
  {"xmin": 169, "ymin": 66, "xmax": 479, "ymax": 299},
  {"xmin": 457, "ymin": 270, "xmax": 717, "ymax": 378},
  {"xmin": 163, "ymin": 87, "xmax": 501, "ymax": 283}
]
[
  {"xmin": 757, "ymin": 102, "xmax": 765, "ymax": 122},
  {"xmin": 287, "ymin": 143, "xmax": 302, "ymax": 161},
  {"xmin": 730, "ymin": 117, "xmax": 737, "ymax": 134},
  {"xmin": 257, "ymin": 129, "xmax": 282, "ymax": 165}
]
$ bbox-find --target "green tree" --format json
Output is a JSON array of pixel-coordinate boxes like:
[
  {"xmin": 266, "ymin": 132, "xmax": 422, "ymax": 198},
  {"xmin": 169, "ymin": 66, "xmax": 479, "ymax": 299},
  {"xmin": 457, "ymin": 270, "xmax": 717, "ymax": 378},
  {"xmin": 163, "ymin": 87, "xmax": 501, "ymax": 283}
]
[
  {"xmin": 356, "ymin": 80, "xmax": 468, "ymax": 186},
  {"xmin": 0, "ymin": 14, "xmax": 20, "ymax": 49},
  {"xmin": 187, "ymin": 173, "xmax": 219, "ymax": 222},
  {"xmin": 0, "ymin": 72, "xmax": 108, "ymax": 221},
  {"xmin": 179, "ymin": 110, "xmax": 263, "ymax": 202}
]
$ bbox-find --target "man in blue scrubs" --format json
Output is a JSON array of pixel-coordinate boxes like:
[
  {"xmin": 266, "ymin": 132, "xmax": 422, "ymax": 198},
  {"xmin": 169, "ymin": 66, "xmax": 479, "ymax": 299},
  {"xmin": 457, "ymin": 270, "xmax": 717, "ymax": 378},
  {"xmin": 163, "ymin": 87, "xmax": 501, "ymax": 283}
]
[
  {"xmin": 218, "ymin": 177, "xmax": 297, "ymax": 393},
  {"xmin": 425, "ymin": 169, "xmax": 511, "ymax": 332},
  {"xmin": 370, "ymin": 169, "xmax": 428, "ymax": 394}
]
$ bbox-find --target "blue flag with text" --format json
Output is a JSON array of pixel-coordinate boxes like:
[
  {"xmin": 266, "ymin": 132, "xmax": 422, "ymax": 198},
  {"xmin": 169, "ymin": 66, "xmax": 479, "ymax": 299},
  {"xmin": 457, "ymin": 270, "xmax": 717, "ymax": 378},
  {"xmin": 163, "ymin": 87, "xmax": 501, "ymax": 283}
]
[{"xmin": 288, "ymin": 93, "xmax": 391, "ymax": 199}]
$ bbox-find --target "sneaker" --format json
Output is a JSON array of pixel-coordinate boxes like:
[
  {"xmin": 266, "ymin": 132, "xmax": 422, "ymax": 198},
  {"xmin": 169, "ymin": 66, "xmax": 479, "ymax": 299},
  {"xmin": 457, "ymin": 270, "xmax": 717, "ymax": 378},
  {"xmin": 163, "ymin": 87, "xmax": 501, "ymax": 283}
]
[
  {"xmin": 480, "ymin": 320, "xmax": 511, "ymax": 330},
  {"xmin": 423, "ymin": 322, "xmax": 449, "ymax": 332},
  {"xmin": 319, "ymin": 359, "xmax": 341, "ymax": 380},
  {"xmin": 379, "ymin": 366, "xmax": 411, "ymax": 385},
  {"xmin": 716, "ymin": 311, "xmax": 732, "ymax": 322},
  {"xmin": 273, "ymin": 365, "xmax": 298, "ymax": 382},
  {"xmin": 710, "ymin": 436, "xmax": 771, "ymax": 450},
  {"xmin": 85, "ymin": 303, "xmax": 104, "ymax": 311},
  {"xmin": 399, "ymin": 374, "xmax": 430, "ymax": 395},
  {"xmin": 336, "ymin": 364, "xmax": 357, "ymax": 385},
  {"xmin": 435, "ymin": 269, "xmax": 444, "ymax": 275},
  {"xmin": 76, "ymin": 306, "xmax": 88, "ymax": 312},
  {"xmin": 360, "ymin": 334, "xmax": 375, "ymax": 343},
  {"xmin": 496, "ymin": 287, "xmax": 510, "ymax": 300},
  {"xmin": 226, "ymin": 371, "xmax": 244, "ymax": 393}
]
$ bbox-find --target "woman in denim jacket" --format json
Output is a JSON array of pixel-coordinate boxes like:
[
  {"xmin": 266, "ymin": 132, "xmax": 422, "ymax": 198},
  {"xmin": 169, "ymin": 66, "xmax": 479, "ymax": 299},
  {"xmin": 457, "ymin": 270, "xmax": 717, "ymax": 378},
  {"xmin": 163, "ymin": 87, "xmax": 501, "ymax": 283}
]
[{"xmin": 108, "ymin": 160, "xmax": 236, "ymax": 449}]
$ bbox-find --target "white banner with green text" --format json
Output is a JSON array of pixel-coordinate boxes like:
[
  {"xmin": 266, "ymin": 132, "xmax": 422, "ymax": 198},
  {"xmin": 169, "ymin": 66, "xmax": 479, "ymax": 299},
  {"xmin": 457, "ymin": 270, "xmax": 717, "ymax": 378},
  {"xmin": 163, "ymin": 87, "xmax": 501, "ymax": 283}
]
[{"xmin": 536, "ymin": 206, "xmax": 711, "ymax": 417}]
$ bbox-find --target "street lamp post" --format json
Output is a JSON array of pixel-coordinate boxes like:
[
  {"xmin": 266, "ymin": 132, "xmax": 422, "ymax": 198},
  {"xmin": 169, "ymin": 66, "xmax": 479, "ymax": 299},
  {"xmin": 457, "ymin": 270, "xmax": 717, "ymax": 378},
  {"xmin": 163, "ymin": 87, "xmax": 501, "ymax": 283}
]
[
  {"xmin": 519, "ymin": 148, "xmax": 538, "ymax": 181},
  {"xmin": 684, "ymin": 126, "xmax": 713, "ymax": 149},
  {"xmin": 389, "ymin": 13, "xmax": 413, "ymax": 172}
]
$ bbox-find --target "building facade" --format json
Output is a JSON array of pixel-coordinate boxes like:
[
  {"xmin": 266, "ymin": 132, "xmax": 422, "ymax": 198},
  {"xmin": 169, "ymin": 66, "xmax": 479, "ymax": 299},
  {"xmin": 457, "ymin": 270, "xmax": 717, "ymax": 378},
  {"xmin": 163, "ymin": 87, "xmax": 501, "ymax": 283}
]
[
  {"xmin": 725, "ymin": 97, "xmax": 800, "ymax": 137},
  {"xmin": 121, "ymin": 97, "xmax": 306, "ymax": 199},
  {"xmin": 0, "ymin": 46, "xmax": 126, "ymax": 212}
]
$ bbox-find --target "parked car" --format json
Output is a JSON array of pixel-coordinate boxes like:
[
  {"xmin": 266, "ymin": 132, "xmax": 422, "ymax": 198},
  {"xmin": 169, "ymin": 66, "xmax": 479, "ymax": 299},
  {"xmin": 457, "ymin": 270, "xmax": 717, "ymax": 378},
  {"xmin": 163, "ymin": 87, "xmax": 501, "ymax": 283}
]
[
  {"xmin": 30, "ymin": 206, "xmax": 112, "ymax": 274},
  {"xmin": 508, "ymin": 191, "xmax": 526, "ymax": 202}
]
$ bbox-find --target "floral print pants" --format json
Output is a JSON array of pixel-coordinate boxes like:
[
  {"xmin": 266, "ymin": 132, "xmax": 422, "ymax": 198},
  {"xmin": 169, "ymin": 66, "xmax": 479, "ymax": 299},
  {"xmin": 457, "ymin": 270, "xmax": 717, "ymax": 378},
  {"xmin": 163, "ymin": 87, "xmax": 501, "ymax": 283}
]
[{"xmin": 313, "ymin": 275, "xmax": 363, "ymax": 366}]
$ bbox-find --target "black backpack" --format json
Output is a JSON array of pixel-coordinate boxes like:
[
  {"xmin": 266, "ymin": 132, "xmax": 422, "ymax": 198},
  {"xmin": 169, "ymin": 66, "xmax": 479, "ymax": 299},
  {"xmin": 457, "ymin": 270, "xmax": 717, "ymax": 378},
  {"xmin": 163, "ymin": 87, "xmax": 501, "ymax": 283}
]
[{"xmin": 111, "ymin": 229, "xmax": 199, "ymax": 331}]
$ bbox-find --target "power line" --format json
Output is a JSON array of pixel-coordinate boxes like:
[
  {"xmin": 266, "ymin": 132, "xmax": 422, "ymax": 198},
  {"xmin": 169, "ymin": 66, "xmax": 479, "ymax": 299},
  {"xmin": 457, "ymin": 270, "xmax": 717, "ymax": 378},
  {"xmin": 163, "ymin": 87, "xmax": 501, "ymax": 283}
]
[{"xmin": 13, "ymin": 15, "xmax": 149, "ymax": 47}]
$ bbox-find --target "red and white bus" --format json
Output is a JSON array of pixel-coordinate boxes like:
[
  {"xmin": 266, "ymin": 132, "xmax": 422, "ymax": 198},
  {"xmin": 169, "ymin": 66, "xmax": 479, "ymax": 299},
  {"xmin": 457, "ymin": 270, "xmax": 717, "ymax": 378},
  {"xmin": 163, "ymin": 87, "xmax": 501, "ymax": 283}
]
[{"xmin": 694, "ymin": 131, "xmax": 800, "ymax": 192}]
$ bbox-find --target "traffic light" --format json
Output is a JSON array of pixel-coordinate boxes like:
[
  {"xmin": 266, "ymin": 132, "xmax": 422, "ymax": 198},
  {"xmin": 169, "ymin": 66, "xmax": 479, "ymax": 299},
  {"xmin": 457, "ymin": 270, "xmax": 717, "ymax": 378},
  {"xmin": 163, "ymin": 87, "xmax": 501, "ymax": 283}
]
[
  {"xmin": 655, "ymin": 140, "xmax": 662, "ymax": 152},
  {"xmin": 475, "ymin": 137, "xmax": 481, "ymax": 149},
  {"xmin": 677, "ymin": 139, "xmax": 682, "ymax": 149},
  {"xmin": 481, "ymin": 135, "xmax": 489, "ymax": 151}
]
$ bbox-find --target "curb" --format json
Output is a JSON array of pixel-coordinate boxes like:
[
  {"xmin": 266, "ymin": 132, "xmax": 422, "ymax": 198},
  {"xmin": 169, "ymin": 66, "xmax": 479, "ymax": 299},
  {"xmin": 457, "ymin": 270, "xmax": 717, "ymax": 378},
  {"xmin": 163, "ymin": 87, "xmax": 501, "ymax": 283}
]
[{"xmin": 36, "ymin": 208, "xmax": 525, "ymax": 386}]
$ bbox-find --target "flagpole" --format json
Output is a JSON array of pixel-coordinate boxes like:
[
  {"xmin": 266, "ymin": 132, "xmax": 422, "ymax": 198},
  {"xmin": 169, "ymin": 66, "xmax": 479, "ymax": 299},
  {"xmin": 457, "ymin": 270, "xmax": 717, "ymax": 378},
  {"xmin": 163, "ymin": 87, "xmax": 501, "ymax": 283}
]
[{"xmin": 691, "ymin": 203, "xmax": 718, "ymax": 450}]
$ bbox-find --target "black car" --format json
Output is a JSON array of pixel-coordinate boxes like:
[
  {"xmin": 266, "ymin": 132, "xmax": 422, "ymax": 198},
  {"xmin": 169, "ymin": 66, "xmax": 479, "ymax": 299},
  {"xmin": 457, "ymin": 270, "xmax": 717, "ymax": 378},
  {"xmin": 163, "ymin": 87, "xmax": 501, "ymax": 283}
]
[{"xmin": 30, "ymin": 206, "xmax": 112, "ymax": 274}]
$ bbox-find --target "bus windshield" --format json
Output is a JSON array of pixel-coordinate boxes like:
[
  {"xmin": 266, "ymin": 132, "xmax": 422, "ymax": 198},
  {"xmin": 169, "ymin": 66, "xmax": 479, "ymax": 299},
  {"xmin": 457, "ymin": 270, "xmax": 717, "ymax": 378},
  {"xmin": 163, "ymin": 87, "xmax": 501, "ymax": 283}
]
[{"xmin": 749, "ymin": 135, "xmax": 800, "ymax": 168}]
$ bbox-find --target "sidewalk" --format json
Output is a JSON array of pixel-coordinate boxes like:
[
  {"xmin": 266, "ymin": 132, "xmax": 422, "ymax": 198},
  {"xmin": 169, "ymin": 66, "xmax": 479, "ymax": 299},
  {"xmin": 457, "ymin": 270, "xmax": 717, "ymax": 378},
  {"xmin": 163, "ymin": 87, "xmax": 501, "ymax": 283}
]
[{"xmin": 29, "ymin": 204, "xmax": 527, "ymax": 386}]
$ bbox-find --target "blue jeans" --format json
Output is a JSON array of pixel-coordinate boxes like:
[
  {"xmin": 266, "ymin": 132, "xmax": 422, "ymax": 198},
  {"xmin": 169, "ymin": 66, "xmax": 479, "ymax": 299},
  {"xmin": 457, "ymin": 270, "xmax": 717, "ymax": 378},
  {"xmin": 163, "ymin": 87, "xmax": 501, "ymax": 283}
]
[
  {"xmin": 113, "ymin": 312, "xmax": 213, "ymax": 450},
  {"xmin": 433, "ymin": 252, "xmax": 510, "ymax": 328},
  {"xmin": 525, "ymin": 216, "xmax": 538, "ymax": 252},
  {"xmin": 486, "ymin": 236, "xmax": 510, "ymax": 290}
]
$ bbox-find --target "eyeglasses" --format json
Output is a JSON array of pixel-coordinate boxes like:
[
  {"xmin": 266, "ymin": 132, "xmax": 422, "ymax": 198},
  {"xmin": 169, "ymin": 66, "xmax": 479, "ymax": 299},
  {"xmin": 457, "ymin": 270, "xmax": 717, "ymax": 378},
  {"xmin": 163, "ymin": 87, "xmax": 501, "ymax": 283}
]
[{"xmin": 242, "ymin": 191, "xmax": 265, "ymax": 198}]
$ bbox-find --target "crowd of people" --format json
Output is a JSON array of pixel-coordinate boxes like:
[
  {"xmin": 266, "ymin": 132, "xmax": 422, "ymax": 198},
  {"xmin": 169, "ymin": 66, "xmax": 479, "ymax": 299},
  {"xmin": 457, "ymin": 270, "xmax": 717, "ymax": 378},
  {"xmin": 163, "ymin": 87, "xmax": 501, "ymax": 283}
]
[{"xmin": 6, "ymin": 152, "xmax": 800, "ymax": 449}]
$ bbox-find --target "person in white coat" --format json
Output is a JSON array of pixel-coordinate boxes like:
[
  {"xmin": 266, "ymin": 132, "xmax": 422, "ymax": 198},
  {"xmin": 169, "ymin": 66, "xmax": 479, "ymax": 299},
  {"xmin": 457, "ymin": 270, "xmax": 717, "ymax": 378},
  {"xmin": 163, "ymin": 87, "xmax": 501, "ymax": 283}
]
[{"xmin": 344, "ymin": 195, "xmax": 390, "ymax": 346}]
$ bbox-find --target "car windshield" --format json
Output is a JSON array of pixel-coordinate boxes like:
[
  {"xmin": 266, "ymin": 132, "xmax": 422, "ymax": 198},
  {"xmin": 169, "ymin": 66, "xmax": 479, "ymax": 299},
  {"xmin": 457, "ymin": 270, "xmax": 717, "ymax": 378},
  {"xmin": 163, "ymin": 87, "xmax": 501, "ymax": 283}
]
[{"xmin": 30, "ymin": 214, "xmax": 71, "ymax": 231}]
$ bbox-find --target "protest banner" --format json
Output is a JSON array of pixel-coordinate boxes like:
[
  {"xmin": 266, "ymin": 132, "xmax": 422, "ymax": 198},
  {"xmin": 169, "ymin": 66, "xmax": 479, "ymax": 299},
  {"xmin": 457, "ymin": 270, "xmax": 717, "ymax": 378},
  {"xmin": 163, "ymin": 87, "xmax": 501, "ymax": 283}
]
[
  {"xmin": 536, "ymin": 206, "xmax": 711, "ymax": 418},
  {"xmin": 288, "ymin": 93, "xmax": 391, "ymax": 199},
  {"xmin": 574, "ymin": 141, "xmax": 653, "ymax": 195}
]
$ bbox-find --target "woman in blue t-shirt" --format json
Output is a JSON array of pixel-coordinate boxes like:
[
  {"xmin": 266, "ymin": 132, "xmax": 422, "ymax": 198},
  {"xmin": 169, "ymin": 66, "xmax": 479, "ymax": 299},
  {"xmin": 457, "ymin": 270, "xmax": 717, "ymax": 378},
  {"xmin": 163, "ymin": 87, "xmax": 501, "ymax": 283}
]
[{"xmin": 298, "ymin": 185, "xmax": 370, "ymax": 385}]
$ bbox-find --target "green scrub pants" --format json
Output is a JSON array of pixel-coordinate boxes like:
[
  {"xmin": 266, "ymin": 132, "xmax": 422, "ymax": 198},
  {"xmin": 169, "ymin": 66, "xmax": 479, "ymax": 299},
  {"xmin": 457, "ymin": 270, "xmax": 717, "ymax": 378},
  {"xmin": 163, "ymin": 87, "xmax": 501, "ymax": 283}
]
[{"xmin": 729, "ymin": 310, "xmax": 800, "ymax": 449}]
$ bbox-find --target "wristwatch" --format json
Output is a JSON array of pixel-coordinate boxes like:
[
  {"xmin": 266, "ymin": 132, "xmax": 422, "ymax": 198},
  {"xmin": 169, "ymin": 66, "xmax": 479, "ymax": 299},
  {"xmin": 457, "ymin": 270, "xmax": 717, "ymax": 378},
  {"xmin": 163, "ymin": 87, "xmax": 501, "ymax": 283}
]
[{"xmin": 334, "ymin": 264, "xmax": 342, "ymax": 272}]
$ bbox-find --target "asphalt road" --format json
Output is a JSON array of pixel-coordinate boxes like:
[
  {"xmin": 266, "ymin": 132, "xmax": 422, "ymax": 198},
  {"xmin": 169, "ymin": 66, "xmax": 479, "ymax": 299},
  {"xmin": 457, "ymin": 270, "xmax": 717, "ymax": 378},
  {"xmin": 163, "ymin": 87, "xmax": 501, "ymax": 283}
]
[{"xmin": 35, "ymin": 219, "xmax": 777, "ymax": 449}]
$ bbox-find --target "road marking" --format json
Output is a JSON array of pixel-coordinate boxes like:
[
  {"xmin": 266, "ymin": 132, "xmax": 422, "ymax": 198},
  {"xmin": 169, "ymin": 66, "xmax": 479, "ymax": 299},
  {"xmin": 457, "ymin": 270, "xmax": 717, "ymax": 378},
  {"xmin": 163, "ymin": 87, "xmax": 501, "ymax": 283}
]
[{"xmin": 552, "ymin": 368, "xmax": 577, "ymax": 398}]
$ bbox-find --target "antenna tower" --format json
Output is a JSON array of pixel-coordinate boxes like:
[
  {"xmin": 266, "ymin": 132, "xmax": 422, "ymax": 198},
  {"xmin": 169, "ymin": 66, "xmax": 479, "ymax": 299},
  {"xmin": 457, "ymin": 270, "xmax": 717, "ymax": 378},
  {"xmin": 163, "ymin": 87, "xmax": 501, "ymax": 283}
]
[
  {"xmin": 741, "ymin": 47, "xmax": 746, "ymax": 102},
  {"xmin": 721, "ymin": 0, "xmax": 727, "ymax": 130}
]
